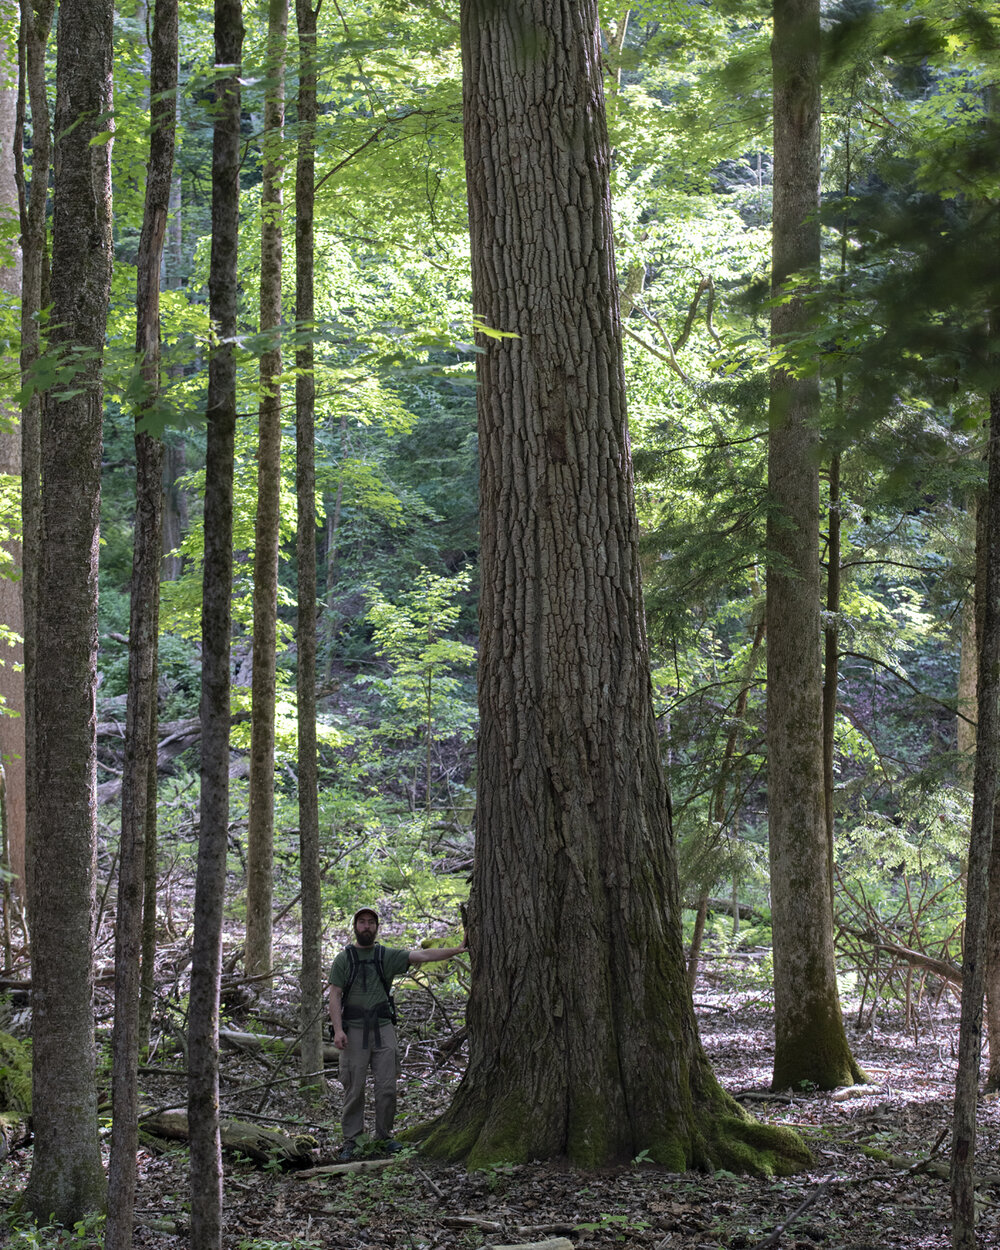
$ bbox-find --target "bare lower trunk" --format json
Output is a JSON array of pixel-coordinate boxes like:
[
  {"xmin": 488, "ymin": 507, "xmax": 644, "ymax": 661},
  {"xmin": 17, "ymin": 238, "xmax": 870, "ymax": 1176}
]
[
  {"xmin": 106, "ymin": 0, "xmax": 177, "ymax": 1243},
  {"xmin": 985, "ymin": 795, "xmax": 1000, "ymax": 1093},
  {"xmin": 295, "ymin": 0, "xmax": 324, "ymax": 1097},
  {"xmin": 188, "ymin": 3, "xmax": 243, "ymax": 1245},
  {"xmin": 767, "ymin": 0, "xmax": 860, "ymax": 1092},
  {"xmin": 22, "ymin": 0, "xmax": 113, "ymax": 1222},
  {"xmin": 421, "ymin": 0, "xmax": 807, "ymax": 1176},
  {"xmin": 951, "ymin": 376, "xmax": 1000, "ymax": 1249}
]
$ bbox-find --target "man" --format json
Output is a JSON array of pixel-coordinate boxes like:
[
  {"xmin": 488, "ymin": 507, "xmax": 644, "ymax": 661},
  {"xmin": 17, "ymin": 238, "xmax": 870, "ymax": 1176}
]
[{"xmin": 329, "ymin": 906, "xmax": 467, "ymax": 1159}]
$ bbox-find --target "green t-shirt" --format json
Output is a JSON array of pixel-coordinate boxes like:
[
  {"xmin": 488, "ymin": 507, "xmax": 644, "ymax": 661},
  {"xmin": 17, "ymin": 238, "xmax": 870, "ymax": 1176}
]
[{"xmin": 329, "ymin": 944, "xmax": 410, "ymax": 1017}]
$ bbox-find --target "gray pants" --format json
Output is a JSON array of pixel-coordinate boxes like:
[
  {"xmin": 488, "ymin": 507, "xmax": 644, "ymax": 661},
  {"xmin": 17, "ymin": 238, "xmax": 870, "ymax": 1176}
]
[{"xmin": 339, "ymin": 1021, "xmax": 400, "ymax": 1142}]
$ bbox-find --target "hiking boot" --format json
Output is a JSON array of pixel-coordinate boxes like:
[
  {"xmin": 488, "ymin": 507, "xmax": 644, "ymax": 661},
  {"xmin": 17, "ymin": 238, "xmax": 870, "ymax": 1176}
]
[
  {"xmin": 337, "ymin": 1140, "xmax": 357, "ymax": 1161},
  {"xmin": 378, "ymin": 1138, "xmax": 405, "ymax": 1155}
]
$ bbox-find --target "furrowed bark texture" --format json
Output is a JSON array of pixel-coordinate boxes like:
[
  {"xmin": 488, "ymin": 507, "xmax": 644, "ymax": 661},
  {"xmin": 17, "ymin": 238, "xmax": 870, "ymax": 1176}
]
[
  {"xmin": 950, "ymin": 368, "xmax": 1000, "ymax": 1250},
  {"xmin": 420, "ymin": 0, "xmax": 809, "ymax": 1176},
  {"xmin": 295, "ymin": 0, "xmax": 324, "ymax": 1096},
  {"xmin": 767, "ymin": 0, "xmax": 860, "ymax": 1092},
  {"xmin": 107, "ymin": 0, "xmax": 178, "ymax": 1243},
  {"xmin": 245, "ymin": 0, "xmax": 287, "ymax": 982},
  {"xmin": 188, "ymin": 3, "xmax": 242, "ymax": 1245},
  {"xmin": 22, "ymin": 0, "xmax": 112, "ymax": 1222},
  {"xmin": 16, "ymin": 0, "xmax": 54, "ymax": 916}
]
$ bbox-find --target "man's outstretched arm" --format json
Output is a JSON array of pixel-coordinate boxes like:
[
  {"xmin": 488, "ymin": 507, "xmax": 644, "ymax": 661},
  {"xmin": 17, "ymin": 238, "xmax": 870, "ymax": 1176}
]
[{"xmin": 408, "ymin": 934, "xmax": 468, "ymax": 966}]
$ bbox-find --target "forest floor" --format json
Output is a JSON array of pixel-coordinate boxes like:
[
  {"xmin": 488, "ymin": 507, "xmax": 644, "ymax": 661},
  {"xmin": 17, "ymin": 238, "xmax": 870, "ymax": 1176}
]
[{"xmin": 3, "ymin": 940, "xmax": 999, "ymax": 1250}]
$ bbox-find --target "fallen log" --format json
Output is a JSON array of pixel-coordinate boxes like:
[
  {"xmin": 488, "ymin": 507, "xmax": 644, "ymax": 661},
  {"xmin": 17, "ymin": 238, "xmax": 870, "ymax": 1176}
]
[
  {"xmin": 685, "ymin": 897, "xmax": 766, "ymax": 924},
  {"xmin": 141, "ymin": 1109, "xmax": 315, "ymax": 1168},
  {"xmin": 219, "ymin": 1028, "xmax": 340, "ymax": 1064},
  {"xmin": 295, "ymin": 1158, "xmax": 400, "ymax": 1178},
  {"xmin": 486, "ymin": 1240, "xmax": 574, "ymax": 1250}
]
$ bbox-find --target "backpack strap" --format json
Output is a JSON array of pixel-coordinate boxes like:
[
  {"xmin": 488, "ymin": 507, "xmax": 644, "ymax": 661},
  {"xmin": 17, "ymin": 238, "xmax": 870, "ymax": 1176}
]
[
  {"xmin": 373, "ymin": 945, "xmax": 398, "ymax": 1026},
  {"xmin": 342, "ymin": 945, "xmax": 360, "ymax": 1004}
]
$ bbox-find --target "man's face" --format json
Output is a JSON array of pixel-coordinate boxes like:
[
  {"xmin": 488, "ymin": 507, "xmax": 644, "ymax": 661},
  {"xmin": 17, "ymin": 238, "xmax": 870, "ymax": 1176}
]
[{"xmin": 354, "ymin": 913, "xmax": 378, "ymax": 946}]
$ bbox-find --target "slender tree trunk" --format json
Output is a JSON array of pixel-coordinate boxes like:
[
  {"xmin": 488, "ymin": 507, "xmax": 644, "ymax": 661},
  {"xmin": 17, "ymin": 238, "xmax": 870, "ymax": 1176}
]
[
  {"xmin": 985, "ymin": 798, "xmax": 1000, "ymax": 1093},
  {"xmin": 822, "ymin": 448, "xmax": 841, "ymax": 906},
  {"xmin": 106, "ymin": 0, "xmax": 177, "ymax": 1242},
  {"xmin": 22, "ymin": 0, "xmax": 113, "ymax": 1222},
  {"xmin": 767, "ymin": 0, "xmax": 860, "ymax": 1092},
  {"xmin": 16, "ymin": 0, "xmax": 54, "ymax": 937},
  {"xmin": 951, "ymin": 382, "xmax": 1000, "ymax": 1249},
  {"xmin": 0, "ymin": 16, "xmax": 24, "ymax": 906},
  {"xmin": 245, "ymin": 0, "xmax": 287, "ymax": 983},
  {"xmin": 188, "ymin": 2, "xmax": 243, "ymax": 1244},
  {"xmin": 420, "ymin": 0, "xmax": 808, "ymax": 1175},
  {"xmin": 295, "ymin": 0, "xmax": 324, "ymax": 1096}
]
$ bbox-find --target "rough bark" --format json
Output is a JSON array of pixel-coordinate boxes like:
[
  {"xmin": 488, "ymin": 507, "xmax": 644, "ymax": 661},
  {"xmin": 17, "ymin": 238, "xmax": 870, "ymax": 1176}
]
[
  {"xmin": 187, "ymin": 2, "xmax": 242, "ymax": 1245},
  {"xmin": 766, "ymin": 0, "xmax": 861, "ymax": 1093},
  {"xmin": 245, "ymin": 0, "xmax": 287, "ymax": 983},
  {"xmin": 419, "ymin": 0, "xmax": 808, "ymax": 1176},
  {"xmin": 106, "ymin": 0, "xmax": 177, "ymax": 1244},
  {"xmin": 957, "ymin": 558, "xmax": 977, "ymax": 770},
  {"xmin": 295, "ymin": 0, "xmax": 325, "ymax": 1098},
  {"xmin": 951, "ymin": 383, "xmax": 1000, "ymax": 1250},
  {"xmin": 16, "ymin": 0, "xmax": 54, "ymax": 932},
  {"xmin": 986, "ymin": 820, "xmax": 1000, "ymax": 1092},
  {"xmin": 21, "ymin": 0, "xmax": 113, "ymax": 1222},
  {"xmin": 0, "ymin": 17, "xmax": 24, "ymax": 905}
]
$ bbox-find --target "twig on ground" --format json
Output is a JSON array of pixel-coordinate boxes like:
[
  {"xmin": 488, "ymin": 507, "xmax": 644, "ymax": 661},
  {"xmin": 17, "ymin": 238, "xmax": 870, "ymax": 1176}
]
[{"xmin": 750, "ymin": 1175, "xmax": 834, "ymax": 1250}]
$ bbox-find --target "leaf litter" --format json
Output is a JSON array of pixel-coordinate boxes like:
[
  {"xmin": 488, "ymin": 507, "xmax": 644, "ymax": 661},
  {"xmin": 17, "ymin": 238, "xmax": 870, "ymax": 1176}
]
[{"xmin": 3, "ymin": 949, "xmax": 998, "ymax": 1249}]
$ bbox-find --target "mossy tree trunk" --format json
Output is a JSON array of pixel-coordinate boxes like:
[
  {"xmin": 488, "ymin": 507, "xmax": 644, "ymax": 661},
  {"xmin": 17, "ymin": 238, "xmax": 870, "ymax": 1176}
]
[
  {"xmin": 107, "ymin": 0, "xmax": 177, "ymax": 1243},
  {"xmin": 419, "ymin": 0, "xmax": 809, "ymax": 1177},
  {"xmin": 766, "ymin": 0, "xmax": 861, "ymax": 1093},
  {"xmin": 22, "ymin": 0, "xmax": 113, "ymax": 1222}
]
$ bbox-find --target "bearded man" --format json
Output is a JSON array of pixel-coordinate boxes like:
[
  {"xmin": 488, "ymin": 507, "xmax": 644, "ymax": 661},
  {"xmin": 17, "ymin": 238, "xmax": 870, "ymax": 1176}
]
[{"xmin": 328, "ymin": 906, "xmax": 467, "ymax": 1159}]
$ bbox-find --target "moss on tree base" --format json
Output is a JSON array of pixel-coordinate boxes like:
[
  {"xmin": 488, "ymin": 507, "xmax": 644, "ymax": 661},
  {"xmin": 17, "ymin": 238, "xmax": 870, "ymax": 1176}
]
[{"xmin": 412, "ymin": 1086, "xmax": 811, "ymax": 1177}]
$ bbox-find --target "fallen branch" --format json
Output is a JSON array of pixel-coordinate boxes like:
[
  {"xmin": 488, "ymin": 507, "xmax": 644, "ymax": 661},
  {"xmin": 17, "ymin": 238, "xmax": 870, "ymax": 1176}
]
[
  {"xmin": 841, "ymin": 927, "xmax": 962, "ymax": 986},
  {"xmin": 750, "ymin": 1176, "xmax": 834, "ymax": 1250}
]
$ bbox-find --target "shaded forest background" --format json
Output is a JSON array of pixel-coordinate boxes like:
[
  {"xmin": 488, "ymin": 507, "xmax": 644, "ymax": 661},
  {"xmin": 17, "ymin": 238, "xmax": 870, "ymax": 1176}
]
[{"xmin": 3, "ymin": 0, "xmax": 1000, "ymax": 1245}]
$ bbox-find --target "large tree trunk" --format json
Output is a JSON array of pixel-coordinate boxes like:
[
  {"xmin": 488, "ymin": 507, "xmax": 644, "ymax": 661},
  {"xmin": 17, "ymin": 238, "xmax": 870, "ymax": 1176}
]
[
  {"xmin": 0, "ymin": 27, "xmax": 23, "ymax": 907},
  {"xmin": 420, "ymin": 0, "xmax": 809, "ymax": 1176},
  {"xmin": 106, "ymin": 0, "xmax": 178, "ymax": 1244},
  {"xmin": 245, "ymin": 0, "xmax": 287, "ymax": 983},
  {"xmin": 766, "ymin": 0, "xmax": 861, "ymax": 1093},
  {"xmin": 21, "ymin": 0, "xmax": 113, "ymax": 1222},
  {"xmin": 295, "ymin": 0, "xmax": 324, "ymax": 1098},
  {"xmin": 188, "ymin": 2, "xmax": 243, "ymax": 1245}
]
